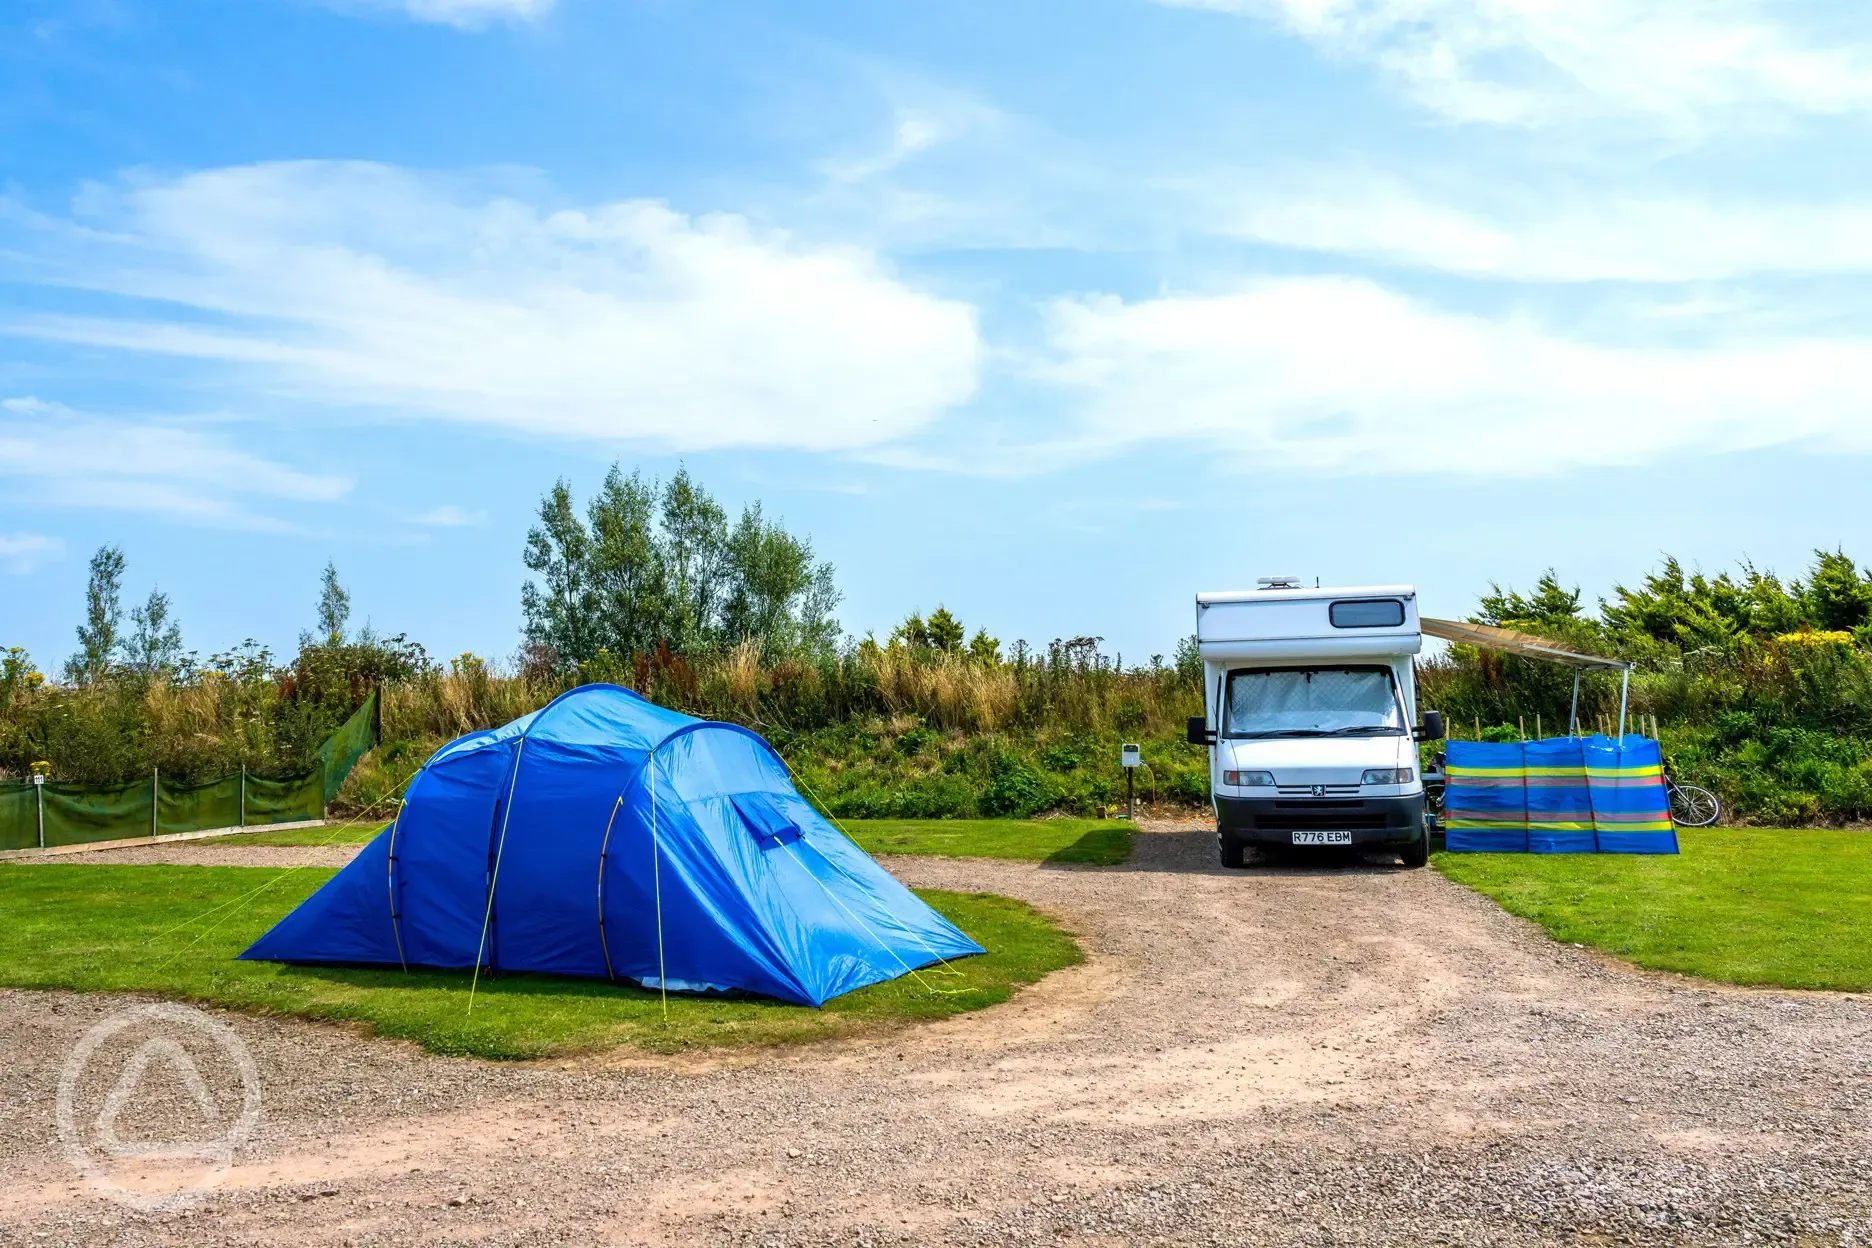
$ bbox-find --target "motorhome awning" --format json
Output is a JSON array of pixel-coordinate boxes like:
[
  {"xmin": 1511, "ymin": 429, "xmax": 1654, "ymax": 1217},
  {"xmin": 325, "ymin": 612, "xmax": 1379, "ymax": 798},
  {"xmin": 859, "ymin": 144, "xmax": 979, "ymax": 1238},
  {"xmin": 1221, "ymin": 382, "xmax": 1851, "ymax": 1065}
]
[{"xmin": 1420, "ymin": 618, "xmax": 1632, "ymax": 672}]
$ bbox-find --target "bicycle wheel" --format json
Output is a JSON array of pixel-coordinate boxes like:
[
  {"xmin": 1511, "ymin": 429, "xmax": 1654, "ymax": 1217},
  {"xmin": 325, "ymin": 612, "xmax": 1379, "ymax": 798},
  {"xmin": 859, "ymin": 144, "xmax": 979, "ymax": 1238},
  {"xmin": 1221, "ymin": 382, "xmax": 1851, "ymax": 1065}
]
[
  {"xmin": 1423, "ymin": 782, "xmax": 1446, "ymax": 831},
  {"xmin": 1669, "ymin": 784, "xmax": 1720, "ymax": 827}
]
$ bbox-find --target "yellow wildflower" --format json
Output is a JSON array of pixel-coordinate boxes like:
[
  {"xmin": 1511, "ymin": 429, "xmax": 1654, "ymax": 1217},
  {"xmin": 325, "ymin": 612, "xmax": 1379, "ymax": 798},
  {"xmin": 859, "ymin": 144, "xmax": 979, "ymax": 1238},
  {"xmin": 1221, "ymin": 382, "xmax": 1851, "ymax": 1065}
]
[{"xmin": 1774, "ymin": 630, "xmax": 1855, "ymax": 646}]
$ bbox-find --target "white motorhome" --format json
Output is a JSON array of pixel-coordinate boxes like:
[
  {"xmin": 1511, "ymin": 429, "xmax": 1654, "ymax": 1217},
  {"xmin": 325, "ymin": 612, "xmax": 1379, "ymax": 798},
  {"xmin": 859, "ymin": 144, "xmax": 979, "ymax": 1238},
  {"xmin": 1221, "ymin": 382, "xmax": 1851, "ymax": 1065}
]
[{"xmin": 1187, "ymin": 580, "xmax": 1445, "ymax": 869}]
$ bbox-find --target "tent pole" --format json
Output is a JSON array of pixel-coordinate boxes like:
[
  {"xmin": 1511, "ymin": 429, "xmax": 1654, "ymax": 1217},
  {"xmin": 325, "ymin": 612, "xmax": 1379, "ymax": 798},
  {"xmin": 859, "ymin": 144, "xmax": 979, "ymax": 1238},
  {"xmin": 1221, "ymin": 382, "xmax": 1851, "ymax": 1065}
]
[
  {"xmin": 1617, "ymin": 669, "xmax": 1631, "ymax": 741},
  {"xmin": 1569, "ymin": 672, "xmax": 1581, "ymax": 735},
  {"xmin": 650, "ymin": 751, "xmax": 669, "ymax": 1024}
]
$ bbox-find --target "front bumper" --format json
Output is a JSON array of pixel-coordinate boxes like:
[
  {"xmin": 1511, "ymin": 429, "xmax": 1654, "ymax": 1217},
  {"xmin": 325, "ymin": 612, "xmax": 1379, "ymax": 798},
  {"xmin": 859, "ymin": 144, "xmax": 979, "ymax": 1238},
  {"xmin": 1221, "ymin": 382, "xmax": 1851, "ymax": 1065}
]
[{"xmin": 1217, "ymin": 793, "xmax": 1425, "ymax": 847}]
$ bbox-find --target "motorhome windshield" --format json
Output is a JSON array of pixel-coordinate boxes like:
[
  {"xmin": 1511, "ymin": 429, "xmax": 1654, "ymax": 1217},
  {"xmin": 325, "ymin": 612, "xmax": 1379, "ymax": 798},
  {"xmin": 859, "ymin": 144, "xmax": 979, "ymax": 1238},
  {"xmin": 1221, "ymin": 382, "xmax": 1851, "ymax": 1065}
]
[{"xmin": 1224, "ymin": 667, "xmax": 1404, "ymax": 738}]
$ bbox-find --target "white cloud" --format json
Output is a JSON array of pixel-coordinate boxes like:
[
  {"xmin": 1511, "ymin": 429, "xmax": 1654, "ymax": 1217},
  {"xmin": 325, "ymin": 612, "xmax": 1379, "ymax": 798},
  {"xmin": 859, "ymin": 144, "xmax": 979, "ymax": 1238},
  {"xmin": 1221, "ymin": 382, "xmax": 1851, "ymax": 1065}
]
[
  {"xmin": 1, "ymin": 162, "xmax": 981, "ymax": 453},
  {"xmin": 0, "ymin": 533, "xmax": 64, "ymax": 574},
  {"xmin": 1158, "ymin": 0, "xmax": 1872, "ymax": 125},
  {"xmin": 1223, "ymin": 174, "xmax": 1872, "ymax": 281},
  {"xmin": 359, "ymin": 0, "xmax": 553, "ymax": 29},
  {"xmin": 0, "ymin": 396, "xmax": 350, "ymax": 526},
  {"xmin": 1035, "ymin": 276, "xmax": 1872, "ymax": 474},
  {"xmin": 412, "ymin": 504, "xmax": 486, "ymax": 527},
  {"xmin": 819, "ymin": 89, "xmax": 1007, "ymax": 187}
]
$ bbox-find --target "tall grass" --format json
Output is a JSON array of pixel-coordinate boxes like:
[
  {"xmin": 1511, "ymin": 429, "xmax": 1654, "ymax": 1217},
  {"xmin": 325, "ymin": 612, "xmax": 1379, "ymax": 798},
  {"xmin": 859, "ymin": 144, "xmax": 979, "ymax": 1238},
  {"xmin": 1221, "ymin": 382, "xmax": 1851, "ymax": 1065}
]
[
  {"xmin": 340, "ymin": 640, "xmax": 1210, "ymax": 821},
  {"xmin": 13, "ymin": 568, "xmax": 1872, "ymax": 824}
]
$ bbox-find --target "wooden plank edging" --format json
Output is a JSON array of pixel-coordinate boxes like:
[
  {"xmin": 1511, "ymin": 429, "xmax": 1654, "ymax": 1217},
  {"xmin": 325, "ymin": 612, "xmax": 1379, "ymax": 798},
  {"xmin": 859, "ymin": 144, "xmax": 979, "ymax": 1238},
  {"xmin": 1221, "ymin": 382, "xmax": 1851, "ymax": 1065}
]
[{"xmin": 0, "ymin": 819, "xmax": 328, "ymax": 861}]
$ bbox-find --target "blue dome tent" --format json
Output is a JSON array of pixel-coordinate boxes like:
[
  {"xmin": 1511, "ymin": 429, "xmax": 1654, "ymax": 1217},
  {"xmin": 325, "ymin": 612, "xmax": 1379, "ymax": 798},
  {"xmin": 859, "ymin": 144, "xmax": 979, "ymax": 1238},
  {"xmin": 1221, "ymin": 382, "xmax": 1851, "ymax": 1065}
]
[{"xmin": 241, "ymin": 685, "xmax": 984, "ymax": 1006}]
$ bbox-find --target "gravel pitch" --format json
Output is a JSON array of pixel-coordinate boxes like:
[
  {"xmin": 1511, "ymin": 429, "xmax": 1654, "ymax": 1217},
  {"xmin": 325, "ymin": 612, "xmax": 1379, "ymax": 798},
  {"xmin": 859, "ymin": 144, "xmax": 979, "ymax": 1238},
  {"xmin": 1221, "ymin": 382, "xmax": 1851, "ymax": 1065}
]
[
  {"xmin": 5, "ymin": 841, "xmax": 361, "ymax": 868},
  {"xmin": 2, "ymin": 821, "xmax": 1868, "ymax": 1246}
]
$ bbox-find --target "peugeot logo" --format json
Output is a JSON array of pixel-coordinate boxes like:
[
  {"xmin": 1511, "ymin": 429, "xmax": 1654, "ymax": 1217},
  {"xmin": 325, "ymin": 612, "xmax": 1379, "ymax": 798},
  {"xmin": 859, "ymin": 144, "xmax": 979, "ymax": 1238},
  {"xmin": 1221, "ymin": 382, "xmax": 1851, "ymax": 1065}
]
[{"xmin": 1309, "ymin": 784, "xmax": 1326, "ymax": 798}]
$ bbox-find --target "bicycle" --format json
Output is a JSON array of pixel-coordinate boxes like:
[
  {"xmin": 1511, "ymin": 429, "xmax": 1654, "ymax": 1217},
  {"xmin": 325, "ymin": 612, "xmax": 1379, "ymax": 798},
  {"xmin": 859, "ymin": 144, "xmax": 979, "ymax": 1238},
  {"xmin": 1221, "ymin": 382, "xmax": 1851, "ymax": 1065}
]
[
  {"xmin": 1669, "ymin": 755, "xmax": 1722, "ymax": 823},
  {"xmin": 1663, "ymin": 764, "xmax": 1721, "ymax": 827},
  {"xmin": 1422, "ymin": 749, "xmax": 1446, "ymax": 834}
]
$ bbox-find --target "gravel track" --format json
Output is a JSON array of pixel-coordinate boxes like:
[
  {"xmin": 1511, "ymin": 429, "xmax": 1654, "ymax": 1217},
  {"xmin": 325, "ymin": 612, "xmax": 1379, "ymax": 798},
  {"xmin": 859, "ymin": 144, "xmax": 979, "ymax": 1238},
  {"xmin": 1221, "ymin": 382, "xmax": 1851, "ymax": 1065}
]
[
  {"xmin": 2, "ymin": 822, "xmax": 1868, "ymax": 1246},
  {"xmin": 6, "ymin": 842, "xmax": 362, "ymax": 868}
]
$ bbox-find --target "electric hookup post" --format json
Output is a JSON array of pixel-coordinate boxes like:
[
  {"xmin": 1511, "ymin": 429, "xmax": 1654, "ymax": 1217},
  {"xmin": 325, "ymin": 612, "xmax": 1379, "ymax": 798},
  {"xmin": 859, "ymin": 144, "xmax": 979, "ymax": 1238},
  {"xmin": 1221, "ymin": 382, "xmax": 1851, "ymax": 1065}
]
[{"xmin": 1120, "ymin": 744, "xmax": 1142, "ymax": 820}]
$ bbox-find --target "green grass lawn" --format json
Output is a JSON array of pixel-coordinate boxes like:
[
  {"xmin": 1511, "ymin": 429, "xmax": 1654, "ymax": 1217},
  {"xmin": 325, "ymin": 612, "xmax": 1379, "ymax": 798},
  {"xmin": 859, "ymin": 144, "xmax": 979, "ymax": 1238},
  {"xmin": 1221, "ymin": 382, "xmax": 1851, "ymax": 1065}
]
[
  {"xmin": 207, "ymin": 821, "xmax": 387, "ymax": 847},
  {"xmin": 1434, "ymin": 828, "xmax": 1872, "ymax": 992},
  {"xmin": 842, "ymin": 818, "xmax": 1132, "ymax": 864},
  {"xmin": 0, "ymin": 864, "xmax": 1079, "ymax": 1060},
  {"xmin": 210, "ymin": 816, "xmax": 1136, "ymax": 864}
]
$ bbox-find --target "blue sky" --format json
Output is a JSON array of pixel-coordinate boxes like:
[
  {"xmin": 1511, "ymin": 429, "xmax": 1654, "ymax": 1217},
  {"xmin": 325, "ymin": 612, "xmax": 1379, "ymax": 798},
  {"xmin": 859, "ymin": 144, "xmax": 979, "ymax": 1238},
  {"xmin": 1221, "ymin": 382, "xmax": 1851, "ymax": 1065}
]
[{"xmin": 4, "ymin": 0, "xmax": 1870, "ymax": 670}]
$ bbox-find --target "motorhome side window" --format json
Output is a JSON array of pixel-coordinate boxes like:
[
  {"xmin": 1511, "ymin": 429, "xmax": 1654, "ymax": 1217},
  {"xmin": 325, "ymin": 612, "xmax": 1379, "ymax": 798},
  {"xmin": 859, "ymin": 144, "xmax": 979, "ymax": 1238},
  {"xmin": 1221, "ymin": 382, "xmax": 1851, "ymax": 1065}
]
[
  {"xmin": 1224, "ymin": 668, "xmax": 1405, "ymax": 738},
  {"xmin": 1329, "ymin": 599, "xmax": 1405, "ymax": 628}
]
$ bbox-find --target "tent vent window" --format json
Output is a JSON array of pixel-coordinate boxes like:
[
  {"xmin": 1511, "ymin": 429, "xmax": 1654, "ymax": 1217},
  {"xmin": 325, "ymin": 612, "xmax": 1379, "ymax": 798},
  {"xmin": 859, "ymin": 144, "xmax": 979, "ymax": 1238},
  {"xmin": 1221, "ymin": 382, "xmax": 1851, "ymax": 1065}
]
[{"xmin": 731, "ymin": 793, "xmax": 803, "ymax": 848}]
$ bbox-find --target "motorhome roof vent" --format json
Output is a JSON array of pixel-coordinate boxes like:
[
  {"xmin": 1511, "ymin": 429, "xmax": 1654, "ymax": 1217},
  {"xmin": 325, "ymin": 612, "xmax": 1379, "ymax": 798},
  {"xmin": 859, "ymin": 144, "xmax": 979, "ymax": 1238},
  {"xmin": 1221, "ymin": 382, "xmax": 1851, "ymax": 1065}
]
[{"xmin": 1255, "ymin": 576, "xmax": 1303, "ymax": 590}]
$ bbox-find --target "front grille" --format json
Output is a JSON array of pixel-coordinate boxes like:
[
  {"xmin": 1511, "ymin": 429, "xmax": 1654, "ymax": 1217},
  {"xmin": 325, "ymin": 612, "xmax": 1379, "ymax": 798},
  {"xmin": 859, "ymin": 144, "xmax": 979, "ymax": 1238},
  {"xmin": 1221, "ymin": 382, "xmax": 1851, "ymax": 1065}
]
[
  {"xmin": 1261, "ymin": 811, "xmax": 1391, "ymax": 831},
  {"xmin": 1219, "ymin": 794, "xmax": 1416, "ymax": 836},
  {"xmin": 1276, "ymin": 784, "xmax": 1360, "ymax": 798}
]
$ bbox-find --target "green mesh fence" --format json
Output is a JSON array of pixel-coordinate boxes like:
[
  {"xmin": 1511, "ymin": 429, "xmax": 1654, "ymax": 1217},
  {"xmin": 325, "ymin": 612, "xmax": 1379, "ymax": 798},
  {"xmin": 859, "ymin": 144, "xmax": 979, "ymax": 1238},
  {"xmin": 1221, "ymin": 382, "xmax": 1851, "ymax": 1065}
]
[
  {"xmin": 317, "ymin": 686, "xmax": 380, "ymax": 805},
  {"xmin": 42, "ymin": 779, "xmax": 154, "ymax": 847},
  {"xmin": 0, "ymin": 785, "xmax": 37, "ymax": 852},
  {"xmin": 157, "ymin": 775, "xmax": 243, "ymax": 838},
  {"xmin": 242, "ymin": 771, "xmax": 326, "ymax": 825},
  {"xmin": 0, "ymin": 690, "xmax": 376, "ymax": 850}
]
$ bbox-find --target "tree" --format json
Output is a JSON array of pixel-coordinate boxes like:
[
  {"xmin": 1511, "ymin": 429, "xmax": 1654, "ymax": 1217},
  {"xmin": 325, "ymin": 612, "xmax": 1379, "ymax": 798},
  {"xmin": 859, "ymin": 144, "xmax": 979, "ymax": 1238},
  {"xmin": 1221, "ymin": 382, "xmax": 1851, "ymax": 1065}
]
[
  {"xmin": 658, "ymin": 467, "xmax": 728, "ymax": 651},
  {"xmin": 968, "ymin": 628, "xmax": 1001, "ymax": 664},
  {"xmin": 123, "ymin": 587, "xmax": 184, "ymax": 675},
  {"xmin": 1802, "ymin": 549, "xmax": 1872, "ymax": 633},
  {"xmin": 1477, "ymin": 570, "xmax": 1582, "ymax": 626},
  {"xmin": 1598, "ymin": 551, "xmax": 1872, "ymax": 649},
  {"xmin": 518, "ymin": 464, "xmax": 841, "ymax": 672},
  {"xmin": 587, "ymin": 466, "xmax": 667, "ymax": 658},
  {"xmin": 926, "ymin": 606, "xmax": 965, "ymax": 653},
  {"xmin": 67, "ymin": 545, "xmax": 126, "ymax": 684},
  {"xmin": 791, "ymin": 559, "xmax": 843, "ymax": 657},
  {"xmin": 1173, "ymin": 634, "xmax": 1201, "ymax": 684},
  {"xmin": 1741, "ymin": 566, "xmax": 1803, "ymax": 637},
  {"xmin": 892, "ymin": 612, "xmax": 931, "ymax": 650},
  {"xmin": 317, "ymin": 562, "xmax": 351, "ymax": 646},
  {"xmin": 719, "ymin": 502, "xmax": 822, "ymax": 648},
  {"xmin": 521, "ymin": 480, "xmax": 600, "ymax": 669}
]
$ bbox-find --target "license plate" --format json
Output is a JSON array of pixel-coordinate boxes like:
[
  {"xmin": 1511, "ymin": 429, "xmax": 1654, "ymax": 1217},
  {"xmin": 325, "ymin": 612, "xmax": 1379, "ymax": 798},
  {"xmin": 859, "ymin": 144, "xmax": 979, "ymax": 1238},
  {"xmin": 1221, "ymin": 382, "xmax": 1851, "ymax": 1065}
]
[{"xmin": 1291, "ymin": 830, "xmax": 1353, "ymax": 846}]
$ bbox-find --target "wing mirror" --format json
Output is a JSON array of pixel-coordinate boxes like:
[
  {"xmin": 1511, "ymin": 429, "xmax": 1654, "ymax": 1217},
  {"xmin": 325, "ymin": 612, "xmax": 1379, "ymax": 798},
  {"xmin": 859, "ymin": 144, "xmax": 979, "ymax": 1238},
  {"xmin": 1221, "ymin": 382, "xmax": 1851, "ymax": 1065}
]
[
  {"xmin": 1416, "ymin": 710, "xmax": 1446, "ymax": 742},
  {"xmin": 1186, "ymin": 715, "xmax": 1217, "ymax": 746}
]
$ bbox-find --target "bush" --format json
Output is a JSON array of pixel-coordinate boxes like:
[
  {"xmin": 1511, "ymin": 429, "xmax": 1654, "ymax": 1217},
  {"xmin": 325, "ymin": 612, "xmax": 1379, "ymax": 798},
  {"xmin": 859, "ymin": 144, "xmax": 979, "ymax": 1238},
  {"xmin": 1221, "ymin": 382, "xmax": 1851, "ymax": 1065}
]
[{"xmin": 980, "ymin": 752, "xmax": 1051, "ymax": 818}]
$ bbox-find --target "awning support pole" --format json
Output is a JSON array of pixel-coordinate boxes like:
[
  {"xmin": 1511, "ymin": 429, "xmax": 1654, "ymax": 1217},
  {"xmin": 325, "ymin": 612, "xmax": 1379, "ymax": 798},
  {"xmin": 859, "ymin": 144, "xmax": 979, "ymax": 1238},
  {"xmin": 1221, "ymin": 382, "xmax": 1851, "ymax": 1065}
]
[
  {"xmin": 1617, "ymin": 669, "xmax": 1631, "ymax": 741},
  {"xmin": 1569, "ymin": 671, "xmax": 1582, "ymax": 736}
]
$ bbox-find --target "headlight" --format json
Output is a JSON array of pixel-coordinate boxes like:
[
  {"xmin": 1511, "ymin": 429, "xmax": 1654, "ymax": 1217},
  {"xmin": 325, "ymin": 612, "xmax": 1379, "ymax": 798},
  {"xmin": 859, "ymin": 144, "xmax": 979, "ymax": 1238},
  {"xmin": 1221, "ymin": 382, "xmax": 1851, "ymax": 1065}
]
[
  {"xmin": 1361, "ymin": 767, "xmax": 1415, "ymax": 785},
  {"xmin": 1223, "ymin": 770, "xmax": 1275, "ymax": 786}
]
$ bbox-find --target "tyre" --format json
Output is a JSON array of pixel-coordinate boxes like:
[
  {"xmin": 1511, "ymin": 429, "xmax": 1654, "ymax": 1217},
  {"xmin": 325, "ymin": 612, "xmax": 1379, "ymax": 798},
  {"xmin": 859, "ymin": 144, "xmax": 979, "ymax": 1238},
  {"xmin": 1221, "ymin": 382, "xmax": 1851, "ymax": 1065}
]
[
  {"xmin": 1399, "ymin": 825, "xmax": 1429, "ymax": 869},
  {"xmin": 1219, "ymin": 838, "xmax": 1247, "ymax": 869},
  {"xmin": 1669, "ymin": 784, "xmax": 1721, "ymax": 827}
]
